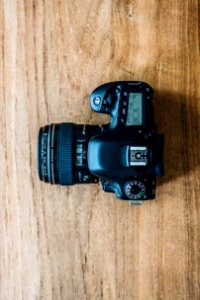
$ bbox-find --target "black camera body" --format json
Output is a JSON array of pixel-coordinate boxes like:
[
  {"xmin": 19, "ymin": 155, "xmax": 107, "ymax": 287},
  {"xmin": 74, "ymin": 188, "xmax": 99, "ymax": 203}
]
[{"xmin": 38, "ymin": 81, "xmax": 164, "ymax": 204}]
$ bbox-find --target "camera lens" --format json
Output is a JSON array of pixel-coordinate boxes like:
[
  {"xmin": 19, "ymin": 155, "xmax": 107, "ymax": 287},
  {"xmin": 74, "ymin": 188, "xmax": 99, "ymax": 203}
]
[
  {"xmin": 38, "ymin": 123, "xmax": 74, "ymax": 185},
  {"xmin": 38, "ymin": 123, "xmax": 100, "ymax": 186}
]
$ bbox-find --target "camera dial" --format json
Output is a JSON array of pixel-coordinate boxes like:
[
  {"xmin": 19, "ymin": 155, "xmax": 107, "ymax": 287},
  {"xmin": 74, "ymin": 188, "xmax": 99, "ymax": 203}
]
[{"xmin": 124, "ymin": 180, "xmax": 146, "ymax": 200}]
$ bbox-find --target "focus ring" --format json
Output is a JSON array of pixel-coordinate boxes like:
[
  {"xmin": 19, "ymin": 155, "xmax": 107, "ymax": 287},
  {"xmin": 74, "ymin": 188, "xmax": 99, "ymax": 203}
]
[{"xmin": 58, "ymin": 123, "xmax": 74, "ymax": 185}]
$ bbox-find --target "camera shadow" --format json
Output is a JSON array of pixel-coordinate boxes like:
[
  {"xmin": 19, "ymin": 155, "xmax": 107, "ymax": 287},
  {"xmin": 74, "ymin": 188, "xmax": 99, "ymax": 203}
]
[{"xmin": 154, "ymin": 90, "xmax": 200, "ymax": 186}]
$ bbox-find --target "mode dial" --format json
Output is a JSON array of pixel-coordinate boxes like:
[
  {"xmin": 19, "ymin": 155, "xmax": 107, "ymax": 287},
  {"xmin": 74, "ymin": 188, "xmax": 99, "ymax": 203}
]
[{"xmin": 124, "ymin": 180, "xmax": 146, "ymax": 200}]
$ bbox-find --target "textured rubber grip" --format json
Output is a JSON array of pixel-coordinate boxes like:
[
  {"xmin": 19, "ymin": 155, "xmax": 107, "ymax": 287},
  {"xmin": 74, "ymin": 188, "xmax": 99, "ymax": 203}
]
[{"xmin": 58, "ymin": 123, "xmax": 74, "ymax": 185}]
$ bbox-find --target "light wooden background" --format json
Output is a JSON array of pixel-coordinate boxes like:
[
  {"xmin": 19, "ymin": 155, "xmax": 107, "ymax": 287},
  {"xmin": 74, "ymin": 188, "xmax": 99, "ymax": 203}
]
[{"xmin": 0, "ymin": 0, "xmax": 200, "ymax": 299}]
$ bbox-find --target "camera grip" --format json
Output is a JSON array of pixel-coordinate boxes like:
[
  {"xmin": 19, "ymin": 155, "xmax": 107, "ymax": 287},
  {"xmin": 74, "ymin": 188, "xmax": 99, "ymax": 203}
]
[{"xmin": 89, "ymin": 82, "xmax": 121, "ymax": 115}]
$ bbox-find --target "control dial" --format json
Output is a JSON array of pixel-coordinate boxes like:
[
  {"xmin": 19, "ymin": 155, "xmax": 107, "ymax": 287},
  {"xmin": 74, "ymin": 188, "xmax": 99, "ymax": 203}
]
[{"xmin": 124, "ymin": 181, "xmax": 146, "ymax": 200}]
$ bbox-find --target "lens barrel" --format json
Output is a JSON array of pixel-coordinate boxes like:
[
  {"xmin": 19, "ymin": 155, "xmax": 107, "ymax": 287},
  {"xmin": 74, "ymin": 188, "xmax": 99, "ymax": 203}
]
[{"xmin": 38, "ymin": 123, "xmax": 100, "ymax": 185}]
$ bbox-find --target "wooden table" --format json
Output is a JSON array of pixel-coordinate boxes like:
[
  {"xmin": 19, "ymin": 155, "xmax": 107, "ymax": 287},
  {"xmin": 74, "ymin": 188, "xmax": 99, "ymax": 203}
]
[{"xmin": 1, "ymin": 1, "xmax": 200, "ymax": 299}]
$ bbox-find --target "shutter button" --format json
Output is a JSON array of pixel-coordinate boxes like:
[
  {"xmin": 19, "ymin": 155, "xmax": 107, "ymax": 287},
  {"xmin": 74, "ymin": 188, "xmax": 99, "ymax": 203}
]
[{"xmin": 93, "ymin": 97, "xmax": 101, "ymax": 106}]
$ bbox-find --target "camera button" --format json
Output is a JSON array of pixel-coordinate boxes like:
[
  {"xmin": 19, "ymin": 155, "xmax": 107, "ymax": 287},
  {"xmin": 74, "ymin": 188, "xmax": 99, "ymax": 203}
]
[
  {"xmin": 122, "ymin": 108, "xmax": 126, "ymax": 115},
  {"xmin": 93, "ymin": 97, "xmax": 101, "ymax": 106}
]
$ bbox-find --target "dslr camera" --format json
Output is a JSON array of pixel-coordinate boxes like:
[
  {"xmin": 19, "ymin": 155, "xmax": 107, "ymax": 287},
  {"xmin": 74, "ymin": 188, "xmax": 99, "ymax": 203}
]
[{"xmin": 38, "ymin": 81, "xmax": 164, "ymax": 204}]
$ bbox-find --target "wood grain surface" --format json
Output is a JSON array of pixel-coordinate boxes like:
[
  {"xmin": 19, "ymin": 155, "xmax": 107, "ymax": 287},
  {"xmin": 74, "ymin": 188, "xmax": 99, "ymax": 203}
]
[{"xmin": 0, "ymin": 0, "xmax": 200, "ymax": 299}]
